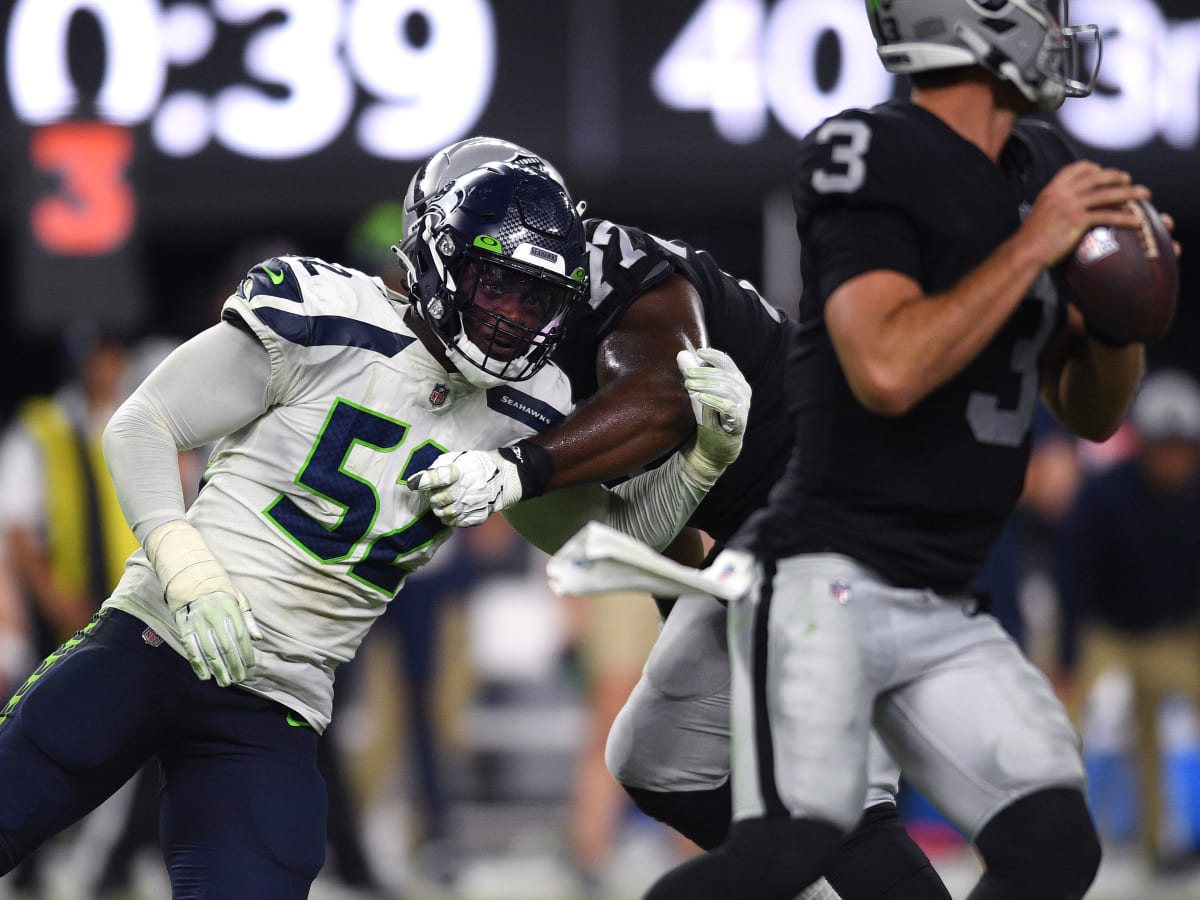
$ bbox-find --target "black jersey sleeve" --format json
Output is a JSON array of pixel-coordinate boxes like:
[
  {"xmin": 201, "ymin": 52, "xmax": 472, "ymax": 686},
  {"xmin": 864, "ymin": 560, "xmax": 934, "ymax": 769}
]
[
  {"xmin": 806, "ymin": 205, "xmax": 921, "ymax": 304},
  {"xmin": 580, "ymin": 218, "xmax": 682, "ymax": 338},
  {"xmin": 792, "ymin": 106, "xmax": 931, "ymax": 308}
]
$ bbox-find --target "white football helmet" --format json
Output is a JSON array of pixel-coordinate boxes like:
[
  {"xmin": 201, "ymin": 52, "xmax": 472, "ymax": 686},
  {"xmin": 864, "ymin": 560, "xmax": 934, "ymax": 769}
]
[{"xmin": 866, "ymin": 0, "xmax": 1101, "ymax": 110}]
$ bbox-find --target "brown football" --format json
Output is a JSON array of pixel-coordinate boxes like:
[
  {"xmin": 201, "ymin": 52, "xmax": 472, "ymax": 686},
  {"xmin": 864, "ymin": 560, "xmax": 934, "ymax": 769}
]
[{"xmin": 1060, "ymin": 199, "xmax": 1178, "ymax": 344}]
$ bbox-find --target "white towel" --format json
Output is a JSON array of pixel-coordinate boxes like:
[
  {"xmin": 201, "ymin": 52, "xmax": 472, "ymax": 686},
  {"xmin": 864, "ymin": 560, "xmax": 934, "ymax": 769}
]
[{"xmin": 545, "ymin": 521, "xmax": 759, "ymax": 602}]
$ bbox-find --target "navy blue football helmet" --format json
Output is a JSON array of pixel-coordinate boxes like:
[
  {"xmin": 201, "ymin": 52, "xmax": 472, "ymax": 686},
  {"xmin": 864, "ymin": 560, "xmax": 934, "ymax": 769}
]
[{"xmin": 397, "ymin": 163, "xmax": 587, "ymax": 386}]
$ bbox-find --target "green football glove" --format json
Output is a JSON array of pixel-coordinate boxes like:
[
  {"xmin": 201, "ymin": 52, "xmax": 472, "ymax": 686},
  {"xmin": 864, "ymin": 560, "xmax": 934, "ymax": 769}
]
[
  {"xmin": 145, "ymin": 520, "xmax": 263, "ymax": 687},
  {"xmin": 677, "ymin": 347, "xmax": 752, "ymax": 484}
]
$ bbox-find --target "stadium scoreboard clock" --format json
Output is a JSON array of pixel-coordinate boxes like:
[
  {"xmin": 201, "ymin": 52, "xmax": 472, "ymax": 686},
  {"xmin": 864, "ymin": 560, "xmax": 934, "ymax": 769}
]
[{"xmin": 3, "ymin": 0, "xmax": 1199, "ymax": 333}]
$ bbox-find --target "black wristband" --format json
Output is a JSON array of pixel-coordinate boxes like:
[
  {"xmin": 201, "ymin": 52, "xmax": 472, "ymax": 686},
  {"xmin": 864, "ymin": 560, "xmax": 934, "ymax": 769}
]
[
  {"xmin": 1085, "ymin": 322, "xmax": 1132, "ymax": 349},
  {"xmin": 498, "ymin": 439, "xmax": 554, "ymax": 499}
]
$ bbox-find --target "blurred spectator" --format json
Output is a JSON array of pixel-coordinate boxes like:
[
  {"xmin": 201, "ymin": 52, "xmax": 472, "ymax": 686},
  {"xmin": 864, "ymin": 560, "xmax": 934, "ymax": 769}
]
[
  {"xmin": 0, "ymin": 325, "xmax": 156, "ymax": 895},
  {"xmin": 333, "ymin": 528, "xmax": 479, "ymax": 892},
  {"xmin": 0, "ymin": 326, "xmax": 137, "ymax": 645},
  {"xmin": 976, "ymin": 409, "xmax": 1083, "ymax": 657},
  {"xmin": 1059, "ymin": 368, "xmax": 1200, "ymax": 871},
  {"xmin": 563, "ymin": 589, "xmax": 662, "ymax": 895}
]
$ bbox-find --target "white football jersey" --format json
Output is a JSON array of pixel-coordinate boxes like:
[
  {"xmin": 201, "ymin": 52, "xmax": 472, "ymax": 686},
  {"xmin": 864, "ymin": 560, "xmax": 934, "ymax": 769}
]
[{"xmin": 106, "ymin": 256, "xmax": 573, "ymax": 730}]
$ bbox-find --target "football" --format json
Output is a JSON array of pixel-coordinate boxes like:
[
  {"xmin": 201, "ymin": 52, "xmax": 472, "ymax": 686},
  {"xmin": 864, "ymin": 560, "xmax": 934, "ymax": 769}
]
[{"xmin": 1060, "ymin": 199, "xmax": 1179, "ymax": 345}]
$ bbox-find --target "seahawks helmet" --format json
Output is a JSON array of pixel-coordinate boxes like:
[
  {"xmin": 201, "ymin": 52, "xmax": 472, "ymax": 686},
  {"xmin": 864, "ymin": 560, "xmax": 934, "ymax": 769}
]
[
  {"xmin": 403, "ymin": 136, "xmax": 571, "ymax": 237},
  {"xmin": 397, "ymin": 163, "xmax": 586, "ymax": 387},
  {"xmin": 867, "ymin": 0, "xmax": 1101, "ymax": 110}
]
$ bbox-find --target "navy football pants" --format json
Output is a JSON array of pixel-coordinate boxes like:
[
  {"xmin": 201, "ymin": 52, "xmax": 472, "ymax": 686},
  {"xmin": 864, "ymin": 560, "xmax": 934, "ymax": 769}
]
[{"xmin": 0, "ymin": 608, "xmax": 326, "ymax": 898}]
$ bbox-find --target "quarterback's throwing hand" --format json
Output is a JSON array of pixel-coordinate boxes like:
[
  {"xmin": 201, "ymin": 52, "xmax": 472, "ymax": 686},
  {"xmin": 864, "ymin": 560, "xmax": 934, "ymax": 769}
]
[
  {"xmin": 677, "ymin": 347, "xmax": 752, "ymax": 481},
  {"xmin": 408, "ymin": 449, "xmax": 522, "ymax": 527}
]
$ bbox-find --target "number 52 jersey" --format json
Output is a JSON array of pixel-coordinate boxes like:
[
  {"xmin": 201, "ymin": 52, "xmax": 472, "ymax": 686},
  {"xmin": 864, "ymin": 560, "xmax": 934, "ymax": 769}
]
[{"xmin": 106, "ymin": 256, "xmax": 574, "ymax": 731}]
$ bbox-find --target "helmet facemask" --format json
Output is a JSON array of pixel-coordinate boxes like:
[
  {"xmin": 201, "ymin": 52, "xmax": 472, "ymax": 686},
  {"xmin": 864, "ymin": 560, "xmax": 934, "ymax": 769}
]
[
  {"xmin": 397, "ymin": 162, "xmax": 587, "ymax": 388},
  {"xmin": 443, "ymin": 253, "xmax": 580, "ymax": 384},
  {"xmin": 990, "ymin": 1, "xmax": 1101, "ymax": 110}
]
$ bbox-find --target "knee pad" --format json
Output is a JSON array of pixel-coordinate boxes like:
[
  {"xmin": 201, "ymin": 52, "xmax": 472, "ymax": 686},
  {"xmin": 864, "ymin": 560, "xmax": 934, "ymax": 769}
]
[
  {"xmin": 724, "ymin": 817, "xmax": 844, "ymax": 900},
  {"xmin": 605, "ymin": 680, "xmax": 731, "ymax": 793},
  {"xmin": 624, "ymin": 784, "xmax": 732, "ymax": 850},
  {"xmin": 826, "ymin": 803, "xmax": 952, "ymax": 900},
  {"xmin": 974, "ymin": 788, "xmax": 1101, "ymax": 900}
]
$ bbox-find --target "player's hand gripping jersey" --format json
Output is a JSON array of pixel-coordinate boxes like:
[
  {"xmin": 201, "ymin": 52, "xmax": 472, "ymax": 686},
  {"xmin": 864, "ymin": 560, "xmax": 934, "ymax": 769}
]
[
  {"xmin": 552, "ymin": 218, "xmax": 794, "ymax": 541},
  {"xmin": 104, "ymin": 256, "xmax": 573, "ymax": 730},
  {"xmin": 749, "ymin": 101, "xmax": 1077, "ymax": 591}
]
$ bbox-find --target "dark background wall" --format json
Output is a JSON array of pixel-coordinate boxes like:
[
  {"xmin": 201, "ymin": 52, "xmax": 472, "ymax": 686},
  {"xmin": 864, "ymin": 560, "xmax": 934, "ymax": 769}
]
[{"xmin": 1, "ymin": 0, "xmax": 1196, "ymax": 415}]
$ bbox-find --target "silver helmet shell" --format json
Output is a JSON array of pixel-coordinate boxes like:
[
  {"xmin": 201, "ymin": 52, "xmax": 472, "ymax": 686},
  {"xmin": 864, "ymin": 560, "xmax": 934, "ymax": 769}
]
[
  {"xmin": 403, "ymin": 136, "xmax": 570, "ymax": 237},
  {"xmin": 867, "ymin": 0, "xmax": 1101, "ymax": 110}
]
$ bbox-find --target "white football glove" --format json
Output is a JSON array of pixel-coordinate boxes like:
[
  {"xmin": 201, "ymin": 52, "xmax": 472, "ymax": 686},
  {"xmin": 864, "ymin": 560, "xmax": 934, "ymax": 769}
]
[
  {"xmin": 145, "ymin": 520, "xmax": 263, "ymax": 687},
  {"xmin": 677, "ymin": 347, "xmax": 752, "ymax": 484},
  {"xmin": 407, "ymin": 449, "xmax": 524, "ymax": 527}
]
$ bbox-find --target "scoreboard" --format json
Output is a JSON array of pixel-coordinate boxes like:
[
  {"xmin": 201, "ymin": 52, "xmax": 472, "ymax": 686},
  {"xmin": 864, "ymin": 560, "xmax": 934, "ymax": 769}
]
[{"xmin": 2, "ymin": 0, "xmax": 1198, "ymax": 336}]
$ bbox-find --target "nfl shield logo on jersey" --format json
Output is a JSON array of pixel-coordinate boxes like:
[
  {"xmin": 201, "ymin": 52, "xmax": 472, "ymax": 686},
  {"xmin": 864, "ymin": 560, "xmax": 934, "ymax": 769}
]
[
  {"xmin": 830, "ymin": 580, "xmax": 852, "ymax": 605},
  {"xmin": 429, "ymin": 382, "xmax": 449, "ymax": 407}
]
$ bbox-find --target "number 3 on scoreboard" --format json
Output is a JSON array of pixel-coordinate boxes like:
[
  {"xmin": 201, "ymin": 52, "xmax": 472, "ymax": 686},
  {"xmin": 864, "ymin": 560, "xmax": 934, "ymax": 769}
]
[{"xmin": 30, "ymin": 122, "xmax": 136, "ymax": 256}]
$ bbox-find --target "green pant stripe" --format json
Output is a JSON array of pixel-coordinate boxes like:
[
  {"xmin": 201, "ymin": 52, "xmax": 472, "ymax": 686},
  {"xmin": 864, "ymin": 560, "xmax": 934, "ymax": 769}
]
[{"xmin": 0, "ymin": 610, "xmax": 105, "ymax": 731}]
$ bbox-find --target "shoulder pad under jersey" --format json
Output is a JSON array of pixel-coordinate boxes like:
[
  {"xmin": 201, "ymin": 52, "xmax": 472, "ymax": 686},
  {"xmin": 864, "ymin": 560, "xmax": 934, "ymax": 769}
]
[
  {"xmin": 224, "ymin": 255, "xmax": 409, "ymax": 356},
  {"xmin": 582, "ymin": 218, "xmax": 682, "ymax": 326}
]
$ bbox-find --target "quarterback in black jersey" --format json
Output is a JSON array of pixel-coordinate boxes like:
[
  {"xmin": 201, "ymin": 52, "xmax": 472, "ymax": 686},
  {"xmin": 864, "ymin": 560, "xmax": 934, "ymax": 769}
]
[
  {"xmin": 643, "ymin": 2, "xmax": 1170, "ymax": 900},
  {"xmin": 406, "ymin": 141, "xmax": 950, "ymax": 898}
]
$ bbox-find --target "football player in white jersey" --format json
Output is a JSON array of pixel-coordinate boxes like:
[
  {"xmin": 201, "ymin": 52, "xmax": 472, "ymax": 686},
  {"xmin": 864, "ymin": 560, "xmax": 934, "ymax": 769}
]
[{"xmin": 0, "ymin": 163, "xmax": 751, "ymax": 898}]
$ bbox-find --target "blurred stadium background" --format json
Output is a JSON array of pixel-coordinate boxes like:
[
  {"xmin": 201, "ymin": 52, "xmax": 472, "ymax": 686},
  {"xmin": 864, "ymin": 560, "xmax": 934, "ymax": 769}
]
[{"xmin": 1, "ymin": 1, "xmax": 1199, "ymax": 898}]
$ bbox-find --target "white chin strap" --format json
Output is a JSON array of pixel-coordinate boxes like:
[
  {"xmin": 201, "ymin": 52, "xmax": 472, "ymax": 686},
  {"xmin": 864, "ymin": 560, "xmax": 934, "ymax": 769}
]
[{"xmin": 447, "ymin": 329, "xmax": 533, "ymax": 390}]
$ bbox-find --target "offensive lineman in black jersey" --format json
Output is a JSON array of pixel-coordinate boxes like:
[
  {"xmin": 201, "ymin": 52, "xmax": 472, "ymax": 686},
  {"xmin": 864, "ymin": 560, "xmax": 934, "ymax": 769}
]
[
  {"xmin": 639, "ymin": 2, "xmax": 1173, "ymax": 899},
  {"xmin": 405, "ymin": 140, "xmax": 950, "ymax": 898}
]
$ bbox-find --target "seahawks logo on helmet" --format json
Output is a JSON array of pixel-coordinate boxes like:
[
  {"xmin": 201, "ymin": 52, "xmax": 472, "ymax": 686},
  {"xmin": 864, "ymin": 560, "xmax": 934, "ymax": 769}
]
[{"xmin": 969, "ymin": 0, "xmax": 1011, "ymax": 11}]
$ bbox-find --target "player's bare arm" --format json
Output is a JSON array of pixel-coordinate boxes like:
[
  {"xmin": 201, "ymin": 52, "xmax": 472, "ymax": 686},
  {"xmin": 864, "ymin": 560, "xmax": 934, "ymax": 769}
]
[
  {"xmin": 408, "ymin": 273, "xmax": 718, "ymax": 530},
  {"xmin": 826, "ymin": 161, "xmax": 1150, "ymax": 417},
  {"xmin": 1038, "ymin": 304, "xmax": 1144, "ymax": 442},
  {"xmin": 415, "ymin": 347, "xmax": 750, "ymax": 546},
  {"xmin": 539, "ymin": 273, "xmax": 707, "ymax": 491}
]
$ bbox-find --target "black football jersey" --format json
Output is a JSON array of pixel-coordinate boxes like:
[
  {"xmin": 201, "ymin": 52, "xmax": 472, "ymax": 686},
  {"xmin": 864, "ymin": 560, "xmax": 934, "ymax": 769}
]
[
  {"xmin": 738, "ymin": 101, "xmax": 1077, "ymax": 591},
  {"xmin": 553, "ymin": 218, "xmax": 794, "ymax": 541}
]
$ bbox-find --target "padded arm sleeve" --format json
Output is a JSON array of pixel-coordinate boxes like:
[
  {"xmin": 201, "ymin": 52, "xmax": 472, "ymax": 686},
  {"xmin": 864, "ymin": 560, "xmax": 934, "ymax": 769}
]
[
  {"xmin": 504, "ymin": 452, "xmax": 708, "ymax": 555},
  {"xmin": 103, "ymin": 322, "xmax": 273, "ymax": 542}
]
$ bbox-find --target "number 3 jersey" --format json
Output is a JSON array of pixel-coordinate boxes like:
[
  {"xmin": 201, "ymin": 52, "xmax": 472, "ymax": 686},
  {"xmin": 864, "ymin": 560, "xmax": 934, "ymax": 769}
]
[
  {"xmin": 105, "ymin": 256, "xmax": 573, "ymax": 731},
  {"xmin": 740, "ymin": 100, "xmax": 1077, "ymax": 592}
]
